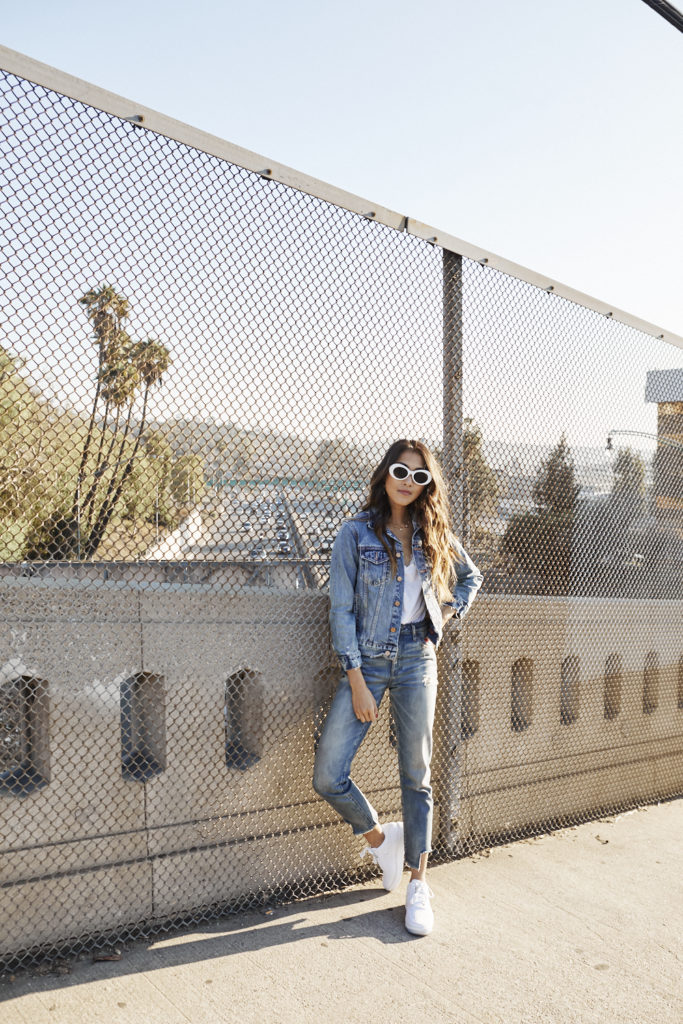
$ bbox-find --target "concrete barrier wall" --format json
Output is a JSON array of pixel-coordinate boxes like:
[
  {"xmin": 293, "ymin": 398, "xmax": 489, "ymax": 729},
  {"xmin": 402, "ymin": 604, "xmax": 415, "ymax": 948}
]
[
  {"xmin": 458, "ymin": 595, "xmax": 683, "ymax": 841},
  {"xmin": 1, "ymin": 578, "xmax": 682, "ymax": 956}
]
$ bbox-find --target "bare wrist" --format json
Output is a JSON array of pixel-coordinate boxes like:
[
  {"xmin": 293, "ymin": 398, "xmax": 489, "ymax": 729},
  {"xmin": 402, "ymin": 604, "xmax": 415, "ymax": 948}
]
[{"xmin": 347, "ymin": 668, "xmax": 366, "ymax": 688}]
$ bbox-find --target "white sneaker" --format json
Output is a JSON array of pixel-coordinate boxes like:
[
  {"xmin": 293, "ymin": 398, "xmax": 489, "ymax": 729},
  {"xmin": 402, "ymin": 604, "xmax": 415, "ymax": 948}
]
[
  {"xmin": 360, "ymin": 821, "xmax": 405, "ymax": 891},
  {"xmin": 405, "ymin": 878, "xmax": 434, "ymax": 935}
]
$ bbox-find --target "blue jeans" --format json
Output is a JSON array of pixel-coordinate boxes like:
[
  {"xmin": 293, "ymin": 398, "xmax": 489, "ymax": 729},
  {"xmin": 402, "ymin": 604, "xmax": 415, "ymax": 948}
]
[{"xmin": 313, "ymin": 618, "xmax": 438, "ymax": 870}]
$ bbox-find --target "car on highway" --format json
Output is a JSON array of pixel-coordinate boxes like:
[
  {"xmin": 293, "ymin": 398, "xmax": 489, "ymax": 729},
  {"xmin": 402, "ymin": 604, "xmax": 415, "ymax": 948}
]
[
  {"xmin": 276, "ymin": 541, "xmax": 291, "ymax": 556},
  {"xmin": 241, "ymin": 522, "xmax": 252, "ymax": 531}
]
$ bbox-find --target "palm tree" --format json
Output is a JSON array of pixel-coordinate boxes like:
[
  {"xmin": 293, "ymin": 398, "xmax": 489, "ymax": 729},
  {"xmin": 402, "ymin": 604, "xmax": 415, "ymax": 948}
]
[
  {"xmin": 71, "ymin": 285, "xmax": 130, "ymax": 524},
  {"xmin": 83, "ymin": 336, "xmax": 171, "ymax": 558}
]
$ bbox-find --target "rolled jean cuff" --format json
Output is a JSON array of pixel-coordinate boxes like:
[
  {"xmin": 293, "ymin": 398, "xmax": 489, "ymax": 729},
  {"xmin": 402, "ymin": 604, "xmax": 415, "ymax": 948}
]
[
  {"xmin": 337, "ymin": 652, "xmax": 362, "ymax": 671},
  {"xmin": 351, "ymin": 813, "xmax": 379, "ymax": 836},
  {"xmin": 405, "ymin": 846, "xmax": 433, "ymax": 871}
]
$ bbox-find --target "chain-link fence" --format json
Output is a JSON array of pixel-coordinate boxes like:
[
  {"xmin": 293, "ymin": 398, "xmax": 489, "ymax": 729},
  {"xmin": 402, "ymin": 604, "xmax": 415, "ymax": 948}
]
[{"xmin": 1, "ymin": 53, "xmax": 682, "ymax": 973}]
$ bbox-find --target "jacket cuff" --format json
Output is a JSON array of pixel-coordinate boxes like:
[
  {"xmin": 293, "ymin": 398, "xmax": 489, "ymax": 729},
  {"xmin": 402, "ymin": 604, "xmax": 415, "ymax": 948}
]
[
  {"xmin": 443, "ymin": 599, "xmax": 463, "ymax": 618},
  {"xmin": 338, "ymin": 652, "xmax": 362, "ymax": 671}
]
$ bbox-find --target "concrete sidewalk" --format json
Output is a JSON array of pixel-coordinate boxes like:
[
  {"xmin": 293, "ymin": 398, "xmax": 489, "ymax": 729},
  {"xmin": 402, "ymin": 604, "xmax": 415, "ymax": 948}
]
[{"xmin": 2, "ymin": 798, "xmax": 681, "ymax": 1024}]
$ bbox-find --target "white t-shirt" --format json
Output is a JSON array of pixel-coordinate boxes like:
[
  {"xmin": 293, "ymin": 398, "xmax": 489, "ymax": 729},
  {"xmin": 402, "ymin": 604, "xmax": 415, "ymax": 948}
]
[{"xmin": 401, "ymin": 556, "xmax": 427, "ymax": 623}]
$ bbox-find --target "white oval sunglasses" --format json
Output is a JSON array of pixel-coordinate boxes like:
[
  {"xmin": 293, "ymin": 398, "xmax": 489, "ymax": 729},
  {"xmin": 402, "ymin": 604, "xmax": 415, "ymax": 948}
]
[{"xmin": 388, "ymin": 463, "xmax": 432, "ymax": 487}]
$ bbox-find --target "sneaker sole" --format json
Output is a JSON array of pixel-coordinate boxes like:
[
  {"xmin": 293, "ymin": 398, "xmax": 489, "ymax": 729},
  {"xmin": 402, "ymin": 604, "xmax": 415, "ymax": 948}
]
[{"xmin": 405, "ymin": 920, "xmax": 433, "ymax": 936}]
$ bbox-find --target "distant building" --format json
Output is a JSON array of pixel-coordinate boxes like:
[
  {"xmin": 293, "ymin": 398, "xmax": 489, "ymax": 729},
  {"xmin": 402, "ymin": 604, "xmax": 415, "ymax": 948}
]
[{"xmin": 645, "ymin": 368, "xmax": 683, "ymax": 532}]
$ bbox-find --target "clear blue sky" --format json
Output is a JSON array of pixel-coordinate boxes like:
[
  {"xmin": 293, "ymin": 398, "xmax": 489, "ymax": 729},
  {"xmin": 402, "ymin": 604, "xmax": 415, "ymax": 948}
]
[{"xmin": 3, "ymin": 0, "xmax": 682, "ymax": 340}]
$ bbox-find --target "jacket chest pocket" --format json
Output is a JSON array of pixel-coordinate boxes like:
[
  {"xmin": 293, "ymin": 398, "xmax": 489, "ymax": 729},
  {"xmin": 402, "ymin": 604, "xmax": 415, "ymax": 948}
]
[{"xmin": 359, "ymin": 547, "xmax": 390, "ymax": 586}]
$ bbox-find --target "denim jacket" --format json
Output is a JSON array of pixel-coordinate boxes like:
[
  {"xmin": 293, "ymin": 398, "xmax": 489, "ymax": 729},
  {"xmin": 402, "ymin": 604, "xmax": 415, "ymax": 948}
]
[{"xmin": 329, "ymin": 510, "xmax": 484, "ymax": 670}]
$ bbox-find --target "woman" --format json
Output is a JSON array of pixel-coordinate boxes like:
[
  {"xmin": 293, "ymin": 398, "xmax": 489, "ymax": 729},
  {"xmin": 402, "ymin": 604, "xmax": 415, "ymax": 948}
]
[{"xmin": 312, "ymin": 439, "xmax": 483, "ymax": 936}]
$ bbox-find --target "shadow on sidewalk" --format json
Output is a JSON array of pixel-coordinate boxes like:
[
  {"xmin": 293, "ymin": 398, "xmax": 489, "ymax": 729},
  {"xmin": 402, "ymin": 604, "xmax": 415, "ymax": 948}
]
[{"xmin": 1, "ymin": 882, "xmax": 422, "ymax": 1000}]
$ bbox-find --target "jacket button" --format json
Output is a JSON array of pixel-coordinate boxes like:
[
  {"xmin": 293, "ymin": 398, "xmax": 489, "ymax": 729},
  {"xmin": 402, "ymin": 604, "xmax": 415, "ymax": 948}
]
[
  {"xmin": 397, "ymin": 576, "xmax": 402, "ymax": 581},
  {"xmin": 390, "ymin": 626, "xmax": 396, "ymax": 632},
  {"xmin": 394, "ymin": 600, "xmax": 400, "ymax": 606},
  {"xmin": 385, "ymin": 651, "xmax": 391, "ymax": 656}
]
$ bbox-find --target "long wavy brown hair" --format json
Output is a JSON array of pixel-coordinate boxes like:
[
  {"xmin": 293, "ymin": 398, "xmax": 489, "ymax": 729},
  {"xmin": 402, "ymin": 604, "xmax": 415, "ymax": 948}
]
[{"xmin": 358, "ymin": 439, "xmax": 462, "ymax": 602}]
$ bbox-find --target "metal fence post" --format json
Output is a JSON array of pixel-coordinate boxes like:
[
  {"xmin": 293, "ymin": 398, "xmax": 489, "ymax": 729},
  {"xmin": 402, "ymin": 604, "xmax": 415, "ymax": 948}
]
[{"xmin": 436, "ymin": 248, "xmax": 465, "ymax": 857}]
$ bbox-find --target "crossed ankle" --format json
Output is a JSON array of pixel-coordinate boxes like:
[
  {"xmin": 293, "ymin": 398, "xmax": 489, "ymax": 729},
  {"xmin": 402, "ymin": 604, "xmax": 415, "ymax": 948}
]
[{"xmin": 364, "ymin": 825, "xmax": 385, "ymax": 848}]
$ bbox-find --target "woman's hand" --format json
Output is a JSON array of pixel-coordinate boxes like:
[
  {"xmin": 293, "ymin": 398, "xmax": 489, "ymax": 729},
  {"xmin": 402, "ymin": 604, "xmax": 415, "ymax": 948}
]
[
  {"xmin": 440, "ymin": 603, "xmax": 457, "ymax": 623},
  {"xmin": 347, "ymin": 668, "xmax": 378, "ymax": 722}
]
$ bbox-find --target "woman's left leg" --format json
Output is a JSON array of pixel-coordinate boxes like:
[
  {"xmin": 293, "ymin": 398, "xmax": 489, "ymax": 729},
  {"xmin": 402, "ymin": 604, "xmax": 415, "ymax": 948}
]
[
  {"xmin": 390, "ymin": 627, "xmax": 438, "ymax": 935},
  {"xmin": 411, "ymin": 852, "xmax": 429, "ymax": 882},
  {"xmin": 389, "ymin": 632, "xmax": 438, "ymax": 874}
]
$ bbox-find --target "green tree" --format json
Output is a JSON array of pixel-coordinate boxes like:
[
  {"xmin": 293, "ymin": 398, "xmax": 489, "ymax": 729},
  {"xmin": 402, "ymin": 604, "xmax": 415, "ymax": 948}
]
[
  {"xmin": 120, "ymin": 430, "xmax": 178, "ymax": 529},
  {"xmin": 611, "ymin": 446, "xmax": 646, "ymax": 503},
  {"xmin": 0, "ymin": 347, "xmax": 80, "ymax": 559},
  {"xmin": 502, "ymin": 433, "xmax": 579, "ymax": 582},
  {"xmin": 463, "ymin": 417, "xmax": 500, "ymax": 539},
  {"xmin": 532, "ymin": 432, "xmax": 580, "ymax": 513},
  {"xmin": 600, "ymin": 445, "xmax": 647, "ymax": 561},
  {"xmin": 170, "ymin": 453, "xmax": 206, "ymax": 508}
]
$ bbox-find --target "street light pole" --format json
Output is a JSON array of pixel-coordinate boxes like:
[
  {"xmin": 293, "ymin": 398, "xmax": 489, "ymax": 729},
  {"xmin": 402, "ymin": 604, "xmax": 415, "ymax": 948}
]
[{"xmin": 607, "ymin": 429, "xmax": 683, "ymax": 453}]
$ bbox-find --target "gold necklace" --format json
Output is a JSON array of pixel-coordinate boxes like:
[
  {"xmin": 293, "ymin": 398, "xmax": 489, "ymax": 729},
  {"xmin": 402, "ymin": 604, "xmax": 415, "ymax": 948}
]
[{"xmin": 390, "ymin": 521, "xmax": 411, "ymax": 534}]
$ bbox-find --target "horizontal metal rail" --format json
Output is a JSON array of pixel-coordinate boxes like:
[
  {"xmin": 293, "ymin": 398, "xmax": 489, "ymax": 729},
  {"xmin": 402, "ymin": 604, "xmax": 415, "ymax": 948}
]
[{"xmin": 0, "ymin": 42, "xmax": 681, "ymax": 352}]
